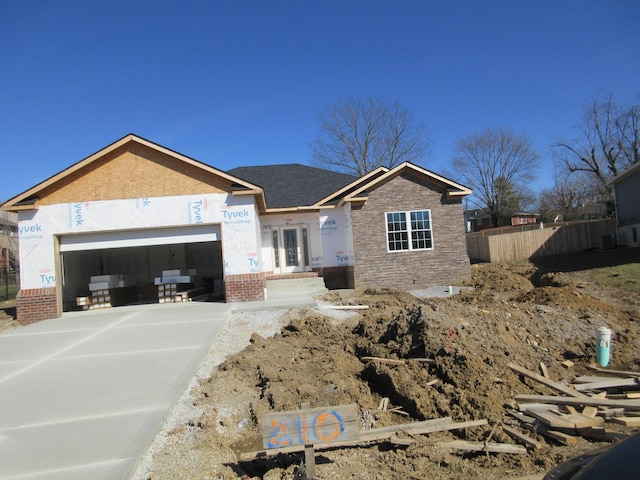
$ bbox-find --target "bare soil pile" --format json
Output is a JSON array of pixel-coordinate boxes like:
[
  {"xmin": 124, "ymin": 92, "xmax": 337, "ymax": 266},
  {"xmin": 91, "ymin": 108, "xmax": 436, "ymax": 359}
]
[{"xmin": 144, "ymin": 250, "xmax": 640, "ymax": 480}]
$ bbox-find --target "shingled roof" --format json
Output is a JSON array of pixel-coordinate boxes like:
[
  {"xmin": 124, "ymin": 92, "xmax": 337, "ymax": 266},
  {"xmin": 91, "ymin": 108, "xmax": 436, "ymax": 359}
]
[{"xmin": 227, "ymin": 164, "xmax": 358, "ymax": 209}]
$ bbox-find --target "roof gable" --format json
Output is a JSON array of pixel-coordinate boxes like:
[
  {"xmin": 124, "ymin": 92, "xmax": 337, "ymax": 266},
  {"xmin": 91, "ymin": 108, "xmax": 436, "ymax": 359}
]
[
  {"xmin": 2, "ymin": 134, "xmax": 263, "ymax": 211},
  {"xmin": 342, "ymin": 162, "xmax": 472, "ymax": 204}
]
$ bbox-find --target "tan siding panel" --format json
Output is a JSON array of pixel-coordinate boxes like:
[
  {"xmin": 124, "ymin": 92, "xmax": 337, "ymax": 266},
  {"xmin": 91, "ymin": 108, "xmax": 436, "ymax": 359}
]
[{"xmin": 38, "ymin": 143, "xmax": 232, "ymax": 205}]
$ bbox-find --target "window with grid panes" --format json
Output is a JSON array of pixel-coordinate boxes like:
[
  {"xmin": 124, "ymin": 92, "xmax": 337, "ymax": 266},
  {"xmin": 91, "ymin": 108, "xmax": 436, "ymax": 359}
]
[{"xmin": 386, "ymin": 210, "xmax": 433, "ymax": 251}]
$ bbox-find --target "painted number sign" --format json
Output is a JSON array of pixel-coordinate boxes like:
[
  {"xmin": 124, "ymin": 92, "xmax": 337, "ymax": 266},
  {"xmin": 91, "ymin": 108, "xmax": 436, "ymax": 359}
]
[{"xmin": 261, "ymin": 404, "xmax": 360, "ymax": 449}]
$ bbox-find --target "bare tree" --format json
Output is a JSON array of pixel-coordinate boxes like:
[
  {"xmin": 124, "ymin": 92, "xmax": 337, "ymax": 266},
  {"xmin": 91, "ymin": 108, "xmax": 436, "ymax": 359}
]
[
  {"xmin": 452, "ymin": 126, "xmax": 540, "ymax": 227},
  {"xmin": 310, "ymin": 97, "xmax": 431, "ymax": 176},
  {"xmin": 552, "ymin": 92, "xmax": 640, "ymax": 216},
  {"xmin": 536, "ymin": 163, "xmax": 592, "ymax": 222},
  {"xmin": 615, "ymin": 102, "xmax": 640, "ymax": 167}
]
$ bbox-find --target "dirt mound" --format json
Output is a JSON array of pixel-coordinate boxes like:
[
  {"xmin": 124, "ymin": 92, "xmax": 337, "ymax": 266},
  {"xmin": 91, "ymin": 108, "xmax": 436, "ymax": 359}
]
[
  {"xmin": 464, "ymin": 263, "xmax": 535, "ymax": 300},
  {"xmin": 142, "ymin": 257, "xmax": 640, "ymax": 480}
]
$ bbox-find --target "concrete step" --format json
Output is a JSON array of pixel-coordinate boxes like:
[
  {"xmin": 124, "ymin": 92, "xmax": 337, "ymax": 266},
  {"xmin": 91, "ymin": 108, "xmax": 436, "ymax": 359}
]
[{"xmin": 266, "ymin": 277, "xmax": 328, "ymax": 299}]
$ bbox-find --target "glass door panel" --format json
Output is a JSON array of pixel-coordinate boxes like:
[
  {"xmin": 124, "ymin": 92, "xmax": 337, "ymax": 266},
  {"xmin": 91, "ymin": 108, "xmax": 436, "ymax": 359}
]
[
  {"xmin": 272, "ymin": 225, "xmax": 310, "ymax": 274},
  {"xmin": 283, "ymin": 228, "xmax": 299, "ymax": 267}
]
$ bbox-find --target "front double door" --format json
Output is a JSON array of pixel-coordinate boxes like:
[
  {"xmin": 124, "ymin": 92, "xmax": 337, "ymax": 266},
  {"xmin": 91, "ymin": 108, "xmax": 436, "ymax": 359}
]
[{"xmin": 271, "ymin": 225, "xmax": 311, "ymax": 274}]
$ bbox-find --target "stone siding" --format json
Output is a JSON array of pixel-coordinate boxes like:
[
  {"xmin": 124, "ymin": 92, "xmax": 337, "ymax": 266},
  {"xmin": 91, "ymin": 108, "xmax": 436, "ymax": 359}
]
[{"xmin": 351, "ymin": 173, "xmax": 470, "ymax": 290}]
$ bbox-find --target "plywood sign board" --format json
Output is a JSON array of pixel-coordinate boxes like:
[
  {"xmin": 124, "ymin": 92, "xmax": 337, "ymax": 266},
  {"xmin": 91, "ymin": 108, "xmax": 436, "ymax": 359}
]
[{"xmin": 260, "ymin": 404, "xmax": 359, "ymax": 449}]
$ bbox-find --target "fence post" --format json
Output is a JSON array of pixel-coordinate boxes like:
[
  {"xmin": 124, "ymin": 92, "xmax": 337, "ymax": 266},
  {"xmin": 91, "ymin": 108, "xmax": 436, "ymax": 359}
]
[{"xmin": 2, "ymin": 267, "xmax": 7, "ymax": 301}]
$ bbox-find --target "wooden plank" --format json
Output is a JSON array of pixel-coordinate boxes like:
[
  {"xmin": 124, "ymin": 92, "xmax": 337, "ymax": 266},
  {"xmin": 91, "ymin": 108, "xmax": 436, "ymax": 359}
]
[
  {"xmin": 389, "ymin": 434, "xmax": 415, "ymax": 446},
  {"xmin": 508, "ymin": 410, "xmax": 535, "ymax": 424},
  {"xmin": 359, "ymin": 418, "xmax": 487, "ymax": 442},
  {"xmin": 361, "ymin": 357, "xmax": 406, "ymax": 365},
  {"xmin": 502, "ymin": 425, "xmax": 543, "ymax": 450},
  {"xmin": 320, "ymin": 305, "xmax": 369, "ymax": 310},
  {"xmin": 438, "ymin": 440, "xmax": 527, "ymax": 455},
  {"xmin": 508, "ymin": 363, "xmax": 586, "ymax": 398},
  {"xmin": 586, "ymin": 366, "xmax": 640, "ymax": 378},
  {"xmin": 363, "ymin": 356, "xmax": 436, "ymax": 365},
  {"xmin": 518, "ymin": 403, "xmax": 561, "ymax": 413},
  {"xmin": 261, "ymin": 404, "xmax": 360, "ymax": 449},
  {"xmin": 240, "ymin": 417, "xmax": 489, "ymax": 461},
  {"xmin": 577, "ymin": 427, "xmax": 628, "ymax": 442},
  {"xmin": 573, "ymin": 378, "xmax": 639, "ymax": 392},
  {"xmin": 514, "ymin": 394, "xmax": 640, "ymax": 411},
  {"xmin": 539, "ymin": 362, "xmax": 549, "ymax": 378},
  {"xmin": 519, "ymin": 422, "xmax": 578, "ymax": 445},
  {"xmin": 582, "ymin": 406, "xmax": 599, "ymax": 418},
  {"xmin": 573, "ymin": 375, "xmax": 620, "ymax": 383},
  {"xmin": 527, "ymin": 410, "xmax": 603, "ymax": 429},
  {"xmin": 608, "ymin": 416, "xmax": 640, "ymax": 427}
]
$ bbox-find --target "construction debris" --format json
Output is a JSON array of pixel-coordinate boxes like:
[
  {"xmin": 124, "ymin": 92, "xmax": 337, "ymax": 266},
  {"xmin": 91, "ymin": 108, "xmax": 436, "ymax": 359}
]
[
  {"xmin": 240, "ymin": 417, "xmax": 491, "ymax": 461},
  {"xmin": 508, "ymin": 361, "xmax": 640, "ymax": 449},
  {"xmin": 139, "ymin": 251, "xmax": 640, "ymax": 480}
]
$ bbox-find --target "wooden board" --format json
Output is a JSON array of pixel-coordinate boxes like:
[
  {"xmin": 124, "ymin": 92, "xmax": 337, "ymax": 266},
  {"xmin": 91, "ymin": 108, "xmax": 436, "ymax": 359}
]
[
  {"xmin": 360, "ymin": 357, "xmax": 406, "ymax": 365},
  {"xmin": 573, "ymin": 378, "xmax": 639, "ymax": 392},
  {"xmin": 508, "ymin": 363, "xmax": 586, "ymax": 398},
  {"xmin": 514, "ymin": 394, "xmax": 640, "ymax": 411},
  {"xmin": 519, "ymin": 422, "xmax": 578, "ymax": 445},
  {"xmin": 261, "ymin": 404, "xmax": 359, "ymax": 449},
  {"xmin": 438, "ymin": 440, "xmax": 527, "ymax": 455},
  {"xmin": 582, "ymin": 406, "xmax": 599, "ymax": 418},
  {"xmin": 241, "ymin": 416, "xmax": 489, "ymax": 461},
  {"xmin": 527, "ymin": 410, "xmax": 603, "ymax": 429},
  {"xmin": 502, "ymin": 425, "xmax": 543, "ymax": 450},
  {"xmin": 358, "ymin": 418, "xmax": 486, "ymax": 442},
  {"xmin": 586, "ymin": 366, "xmax": 640, "ymax": 378},
  {"xmin": 608, "ymin": 416, "xmax": 640, "ymax": 427},
  {"xmin": 539, "ymin": 362, "xmax": 549, "ymax": 378}
]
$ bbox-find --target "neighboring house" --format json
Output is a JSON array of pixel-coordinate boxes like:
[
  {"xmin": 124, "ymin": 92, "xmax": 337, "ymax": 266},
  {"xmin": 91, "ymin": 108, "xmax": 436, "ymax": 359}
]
[
  {"xmin": 1, "ymin": 134, "xmax": 472, "ymax": 324},
  {"xmin": 464, "ymin": 208, "xmax": 538, "ymax": 232},
  {"xmin": 0, "ymin": 210, "xmax": 18, "ymax": 272},
  {"xmin": 611, "ymin": 161, "xmax": 640, "ymax": 247}
]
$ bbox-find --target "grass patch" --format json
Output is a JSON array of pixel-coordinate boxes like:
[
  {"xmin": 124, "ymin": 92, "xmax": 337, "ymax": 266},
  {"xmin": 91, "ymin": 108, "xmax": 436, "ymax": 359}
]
[{"xmin": 589, "ymin": 261, "xmax": 640, "ymax": 293}]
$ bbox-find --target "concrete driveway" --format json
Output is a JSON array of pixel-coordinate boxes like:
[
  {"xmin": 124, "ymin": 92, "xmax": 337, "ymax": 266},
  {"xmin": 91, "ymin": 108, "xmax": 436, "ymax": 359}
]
[{"xmin": 0, "ymin": 301, "xmax": 232, "ymax": 480}]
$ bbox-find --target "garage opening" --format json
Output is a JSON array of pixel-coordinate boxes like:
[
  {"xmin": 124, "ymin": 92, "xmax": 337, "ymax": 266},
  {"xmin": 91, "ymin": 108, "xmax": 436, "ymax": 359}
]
[{"xmin": 59, "ymin": 225, "xmax": 223, "ymax": 311}]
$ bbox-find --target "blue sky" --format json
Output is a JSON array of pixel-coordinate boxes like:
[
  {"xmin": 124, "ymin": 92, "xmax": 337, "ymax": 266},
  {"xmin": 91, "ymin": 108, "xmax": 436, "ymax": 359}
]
[{"xmin": 1, "ymin": 0, "xmax": 639, "ymax": 202}]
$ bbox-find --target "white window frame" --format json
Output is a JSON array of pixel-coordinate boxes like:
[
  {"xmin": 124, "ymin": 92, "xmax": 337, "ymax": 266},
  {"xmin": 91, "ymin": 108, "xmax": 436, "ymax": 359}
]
[{"xmin": 385, "ymin": 209, "xmax": 434, "ymax": 252}]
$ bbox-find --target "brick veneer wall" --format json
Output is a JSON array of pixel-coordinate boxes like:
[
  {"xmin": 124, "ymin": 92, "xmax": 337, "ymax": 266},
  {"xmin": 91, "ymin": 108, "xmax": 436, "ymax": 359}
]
[
  {"xmin": 224, "ymin": 273, "xmax": 266, "ymax": 302},
  {"xmin": 351, "ymin": 173, "xmax": 470, "ymax": 290},
  {"xmin": 16, "ymin": 288, "xmax": 59, "ymax": 324}
]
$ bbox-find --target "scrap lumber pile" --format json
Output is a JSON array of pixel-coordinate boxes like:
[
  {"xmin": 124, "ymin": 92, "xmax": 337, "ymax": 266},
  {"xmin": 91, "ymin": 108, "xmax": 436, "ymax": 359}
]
[
  {"xmin": 240, "ymin": 415, "xmax": 527, "ymax": 462},
  {"xmin": 507, "ymin": 362, "xmax": 640, "ymax": 446}
]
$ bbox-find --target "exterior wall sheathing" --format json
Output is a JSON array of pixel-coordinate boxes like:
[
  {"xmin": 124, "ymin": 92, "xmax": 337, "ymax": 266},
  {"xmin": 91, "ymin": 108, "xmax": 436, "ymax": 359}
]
[{"xmin": 351, "ymin": 174, "xmax": 470, "ymax": 290}]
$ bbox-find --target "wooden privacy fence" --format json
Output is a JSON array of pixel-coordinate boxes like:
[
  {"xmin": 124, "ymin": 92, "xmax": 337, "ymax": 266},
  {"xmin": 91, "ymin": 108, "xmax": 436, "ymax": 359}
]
[{"xmin": 466, "ymin": 219, "xmax": 616, "ymax": 263}]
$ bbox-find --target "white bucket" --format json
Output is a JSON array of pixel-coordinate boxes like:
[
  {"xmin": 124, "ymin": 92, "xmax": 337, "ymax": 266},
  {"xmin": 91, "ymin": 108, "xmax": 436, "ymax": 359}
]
[{"xmin": 595, "ymin": 327, "xmax": 612, "ymax": 367}]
